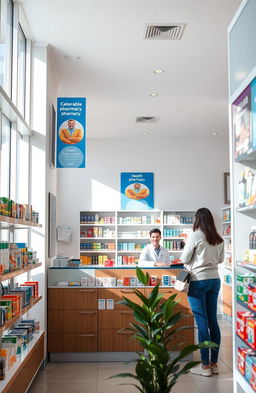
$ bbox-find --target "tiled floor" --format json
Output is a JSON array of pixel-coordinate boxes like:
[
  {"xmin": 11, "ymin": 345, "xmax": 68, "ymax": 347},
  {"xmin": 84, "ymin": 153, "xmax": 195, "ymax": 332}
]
[{"xmin": 28, "ymin": 320, "xmax": 233, "ymax": 393}]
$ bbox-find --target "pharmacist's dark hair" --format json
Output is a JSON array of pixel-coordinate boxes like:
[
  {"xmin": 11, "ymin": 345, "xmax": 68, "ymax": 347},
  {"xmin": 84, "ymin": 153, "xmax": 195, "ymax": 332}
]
[
  {"xmin": 150, "ymin": 228, "xmax": 161, "ymax": 237},
  {"xmin": 193, "ymin": 208, "xmax": 223, "ymax": 245}
]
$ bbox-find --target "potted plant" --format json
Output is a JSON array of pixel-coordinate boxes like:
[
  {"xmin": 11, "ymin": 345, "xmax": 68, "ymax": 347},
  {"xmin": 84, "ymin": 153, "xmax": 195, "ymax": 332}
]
[{"xmin": 110, "ymin": 267, "xmax": 217, "ymax": 393}]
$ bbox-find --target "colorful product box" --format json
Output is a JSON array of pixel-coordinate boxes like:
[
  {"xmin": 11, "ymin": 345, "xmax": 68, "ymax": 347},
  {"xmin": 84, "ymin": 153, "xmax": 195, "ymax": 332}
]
[
  {"xmin": 251, "ymin": 364, "xmax": 256, "ymax": 391},
  {"xmin": 247, "ymin": 319, "xmax": 256, "ymax": 350},
  {"xmin": 238, "ymin": 347, "xmax": 255, "ymax": 375},
  {"xmin": 237, "ymin": 274, "xmax": 256, "ymax": 302},
  {"xmin": 249, "ymin": 284, "xmax": 256, "ymax": 312},
  {"xmin": 245, "ymin": 354, "xmax": 256, "ymax": 382},
  {"xmin": 1, "ymin": 295, "xmax": 21, "ymax": 316},
  {"xmin": 237, "ymin": 311, "xmax": 255, "ymax": 340}
]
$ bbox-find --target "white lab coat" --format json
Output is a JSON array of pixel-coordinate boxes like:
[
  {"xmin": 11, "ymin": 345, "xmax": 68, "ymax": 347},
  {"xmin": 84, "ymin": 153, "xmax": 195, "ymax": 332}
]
[{"xmin": 139, "ymin": 244, "xmax": 170, "ymax": 264}]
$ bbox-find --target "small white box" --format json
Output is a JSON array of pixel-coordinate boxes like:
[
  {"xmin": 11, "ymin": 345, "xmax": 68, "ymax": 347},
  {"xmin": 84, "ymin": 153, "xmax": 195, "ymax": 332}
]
[
  {"xmin": 98, "ymin": 299, "xmax": 106, "ymax": 310},
  {"xmin": 107, "ymin": 299, "xmax": 114, "ymax": 309}
]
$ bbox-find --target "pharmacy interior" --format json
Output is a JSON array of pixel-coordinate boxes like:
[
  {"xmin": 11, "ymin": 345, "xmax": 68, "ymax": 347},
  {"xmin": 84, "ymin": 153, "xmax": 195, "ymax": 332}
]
[{"xmin": 0, "ymin": 0, "xmax": 256, "ymax": 392}]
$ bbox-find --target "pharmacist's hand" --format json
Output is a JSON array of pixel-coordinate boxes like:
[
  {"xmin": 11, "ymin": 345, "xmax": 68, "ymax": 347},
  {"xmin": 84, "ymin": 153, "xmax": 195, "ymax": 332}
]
[{"xmin": 154, "ymin": 262, "xmax": 167, "ymax": 266}]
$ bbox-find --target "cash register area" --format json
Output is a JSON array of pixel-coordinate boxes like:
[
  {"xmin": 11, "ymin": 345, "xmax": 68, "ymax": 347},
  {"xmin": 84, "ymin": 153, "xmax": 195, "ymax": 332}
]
[{"xmin": 28, "ymin": 319, "xmax": 232, "ymax": 393}]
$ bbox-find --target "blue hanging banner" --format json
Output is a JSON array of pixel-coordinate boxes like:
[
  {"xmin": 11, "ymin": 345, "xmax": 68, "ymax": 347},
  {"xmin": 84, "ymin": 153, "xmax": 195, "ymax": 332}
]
[
  {"xmin": 56, "ymin": 97, "xmax": 86, "ymax": 168},
  {"xmin": 121, "ymin": 172, "xmax": 154, "ymax": 210}
]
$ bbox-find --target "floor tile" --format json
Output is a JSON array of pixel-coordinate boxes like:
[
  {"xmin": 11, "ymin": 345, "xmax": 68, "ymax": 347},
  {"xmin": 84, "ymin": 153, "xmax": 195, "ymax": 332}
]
[{"xmin": 46, "ymin": 381, "xmax": 97, "ymax": 393}]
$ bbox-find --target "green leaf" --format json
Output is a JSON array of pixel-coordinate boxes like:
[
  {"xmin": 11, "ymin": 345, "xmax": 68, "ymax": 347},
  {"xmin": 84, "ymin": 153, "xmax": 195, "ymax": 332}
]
[
  {"xmin": 136, "ymin": 267, "xmax": 149, "ymax": 286},
  {"xmin": 134, "ymin": 308, "xmax": 150, "ymax": 324},
  {"xmin": 130, "ymin": 323, "xmax": 149, "ymax": 339},
  {"xmin": 148, "ymin": 283, "xmax": 160, "ymax": 306},
  {"xmin": 133, "ymin": 288, "xmax": 150, "ymax": 306}
]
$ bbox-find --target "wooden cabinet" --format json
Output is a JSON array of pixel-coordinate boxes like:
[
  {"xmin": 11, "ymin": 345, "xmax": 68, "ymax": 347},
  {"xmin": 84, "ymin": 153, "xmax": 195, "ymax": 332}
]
[
  {"xmin": 223, "ymin": 283, "xmax": 232, "ymax": 317},
  {"xmin": 48, "ymin": 276, "xmax": 194, "ymax": 353},
  {"xmin": 48, "ymin": 288, "xmax": 97, "ymax": 309},
  {"xmin": 48, "ymin": 289, "xmax": 98, "ymax": 352}
]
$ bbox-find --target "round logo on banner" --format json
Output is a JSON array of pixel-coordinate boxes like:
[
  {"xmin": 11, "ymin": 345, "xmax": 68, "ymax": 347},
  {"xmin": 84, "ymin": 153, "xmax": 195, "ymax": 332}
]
[
  {"xmin": 125, "ymin": 182, "xmax": 150, "ymax": 200},
  {"xmin": 58, "ymin": 146, "xmax": 84, "ymax": 168},
  {"xmin": 59, "ymin": 119, "xmax": 84, "ymax": 145}
]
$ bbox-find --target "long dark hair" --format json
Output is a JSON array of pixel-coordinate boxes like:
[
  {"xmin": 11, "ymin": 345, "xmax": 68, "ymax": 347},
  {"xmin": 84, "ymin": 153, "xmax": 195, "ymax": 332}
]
[{"xmin": 193, "ymin": 207, "xmax": 223, "ymax": 245}]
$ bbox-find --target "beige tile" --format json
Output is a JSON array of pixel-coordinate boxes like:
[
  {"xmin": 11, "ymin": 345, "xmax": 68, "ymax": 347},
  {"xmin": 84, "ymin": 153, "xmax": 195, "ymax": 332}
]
[
  {"xmin": 195, "ymin": 379, "xmax": 233, "ymax": 393},
  {"xmin": 47, "ymin": 381, "xmax": 97, "ymax": 393},
  {"xmin": 36, "ymin": 362, "xmax": 98, "ymax": 382},
  {"xmin": 172, "ymin": 381, "xmax": 201, "ymax": 393},
  {"xmin": 27, "ymin": 382, "xmax": 49, "ymax": 393}
]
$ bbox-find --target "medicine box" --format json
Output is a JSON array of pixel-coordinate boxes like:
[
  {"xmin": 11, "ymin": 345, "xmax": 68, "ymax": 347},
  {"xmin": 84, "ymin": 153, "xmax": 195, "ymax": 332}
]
[
  {"xmin": 237, "ymin": 274, "xmax": 255, "ymax": 302},
  {"xmin": 247, "ymin": 319, "xmax": 256, "ymax": 350},
  {"xmin": 238, "ymin": 347, "xmax": 255, "ymax": 375},
  {"xmin": 237, "ymin": 311, "xmax": 255, "ymax": 340}
]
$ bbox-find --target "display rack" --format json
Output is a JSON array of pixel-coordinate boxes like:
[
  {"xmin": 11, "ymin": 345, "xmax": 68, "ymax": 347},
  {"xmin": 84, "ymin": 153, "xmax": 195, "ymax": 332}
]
[
  {"xmin": 0, "ymin": 216, "xmax": 44, "ymax": 391},
  {"xmin": 79, "ymin": 210, "xmax": 195, "ymax": 267},
  {"xmin": 221, "ymin": 206, "xmax": 232, "ymax": 319}
]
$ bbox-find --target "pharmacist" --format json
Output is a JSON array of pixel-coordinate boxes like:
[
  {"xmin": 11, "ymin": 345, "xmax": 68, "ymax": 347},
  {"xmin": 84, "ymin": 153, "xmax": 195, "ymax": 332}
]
[{"xmin": 139, "ymin": 228, "xmax": 170, "ymax": 266}]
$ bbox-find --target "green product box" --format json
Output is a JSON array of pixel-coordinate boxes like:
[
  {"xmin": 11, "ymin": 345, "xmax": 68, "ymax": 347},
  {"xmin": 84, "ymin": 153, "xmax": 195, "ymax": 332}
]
[
  {"xmin": 0, "ymin": 300, "xmax": 12, "ymax": 320},
  {"xmin": 236, "ymin": 274, "xmax": 256, "ymax": 302},
  {"xmin": 2, "ymin": 335, "xmax": 21, "ymax": 355}
]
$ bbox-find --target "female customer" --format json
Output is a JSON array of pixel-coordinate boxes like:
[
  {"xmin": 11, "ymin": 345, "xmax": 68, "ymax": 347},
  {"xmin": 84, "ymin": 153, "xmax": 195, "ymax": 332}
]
[{"xmin": 181, "ymin": 207, "xmax": 224, "ymax": 377}]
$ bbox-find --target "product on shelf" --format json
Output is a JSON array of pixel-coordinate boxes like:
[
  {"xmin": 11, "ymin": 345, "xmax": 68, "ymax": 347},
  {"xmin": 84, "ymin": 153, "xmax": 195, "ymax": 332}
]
[
  {"xmin": 247, "ymin": 319, "xmax": 256, "ymax": 350},
  {"xmin": 238, "ymin": 347, "xmax": 255, "ymax": 375},
  {"xmin": 237, "ymin": 274, "xmax": 256, "ymax": 302},
  {"xmin": 163, "ymin": 240, "xmax": 185, "ymax": 251},
  {"xmin": 0, "ymin": 197, "xmax": 39, "ymax": 222},
  {"xmin": 237, "ymin": 311, "xmax": 255, "ymax": 340},
  {"xmin": 224, "ymin": 274, "xmax": 232, "ymax": 285},
  {"xmin": 238, "ymin": 168, "xmax": 256, "ymax": 208},
  {"xmin": 118, "ymin": 215, "xmax": 160, "ymax": 225},
  {"xmin": 248, "ymin": 284, "xmax": 256, "ymax": 312},
  {"xmin": 163, "ymin": 214, "xmax": 193, "ymax": 225},
  {"xmin": 222, "ymin": 209, "xmax": 231, "ymax": 222},
  {"xmin": 80, "ymin": 213, "xmax": 115, "ymax": 224}
]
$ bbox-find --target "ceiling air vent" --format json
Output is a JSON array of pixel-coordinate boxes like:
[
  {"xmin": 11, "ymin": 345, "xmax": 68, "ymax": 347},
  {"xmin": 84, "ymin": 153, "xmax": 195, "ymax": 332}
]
[
  {"xmin": 144, "ymin": 24, "xmax": 186, "ymax": 40},
  {"xmin": 136, "ymin": 116, "xmax": 159, "ymax": 123}
]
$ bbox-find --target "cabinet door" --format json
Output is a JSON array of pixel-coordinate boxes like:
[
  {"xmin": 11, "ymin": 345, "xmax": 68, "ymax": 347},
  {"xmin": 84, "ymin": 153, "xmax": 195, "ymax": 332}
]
[
  {"xmin": 98, "ymin": 309, "xmax": 134, "ymax": 329},
  {"xmin": 48, "ymin": 310, "xmax": 97, "ymax": 333},
  {"xmin": 48, "ymin": 288, "xmax": 97, "ymax": 309},
  {"xmin": 98, "ymin": 329, "xmax": 142, "ymax": 352},
  {"xmin": 48, "ymin": 332, "xmax": 97, "ymax": 352},
  {"xmin": 223, "ymin": 284, "xmax": 232, "ymax": 317},
  {"xmin": 98, "ymin": 288, "xmax": 145, "ymax": 310}
]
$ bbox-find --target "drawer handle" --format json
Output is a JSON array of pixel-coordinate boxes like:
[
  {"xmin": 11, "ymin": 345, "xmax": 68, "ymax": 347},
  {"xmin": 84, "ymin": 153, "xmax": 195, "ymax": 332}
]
[
  {"xmin": 120, "ymin": 290, "xmax": 134, "ymax": 294},
  {"xmin": 79, "ymin": 311, "xmax": 96, "ymax": 314},
  {"xmin": 80, "ymin": 334, "xmax": 96, "ymax": 337},
  {"xmin": 119, "ymin": 331, "xmax": 133, "ymax": 335},
  {"xmin": 160, "ymin": 290, "xmax": 172, "ymax": 293},
  {"xmin": 120, "ymin": 311, "xmax": 133, "ymax": 314},
  {"xmin": 80, "ymin": 290, "xmax": 96, "ymax": 293}
]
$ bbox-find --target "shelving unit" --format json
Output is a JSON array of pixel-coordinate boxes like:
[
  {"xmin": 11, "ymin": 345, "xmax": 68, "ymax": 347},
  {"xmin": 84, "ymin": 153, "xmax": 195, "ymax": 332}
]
[
  {"xmin": 228, "ymin": 2, "xmax": 256, "ymax": 391},
  {"xmin": 79, "ymin": 210, "xmax": 195, "ymax": 267},
  {"xmin": 221, "ymin": 206, "xmax": 233, "ymax": 319},
  {"xmin": 0, "ymin": 215, "xmax": 44, "ymax": 391}
]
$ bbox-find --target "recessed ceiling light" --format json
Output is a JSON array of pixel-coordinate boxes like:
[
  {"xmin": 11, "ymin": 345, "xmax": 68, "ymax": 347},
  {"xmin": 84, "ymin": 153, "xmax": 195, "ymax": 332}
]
[
  {"xmin": 149, "ymin": 93, "xmax": 158, "ymax": 97},
  {"xmin": 142, "ymin": 132, "xmax": 150, "ymax": 136},
  {"xmin": 210, "ymin": 132, "xmax": 218, "ymax": 136},
  {"xmin": 154, "ymin": 69, "xmax": 164, "ymax": 74}
]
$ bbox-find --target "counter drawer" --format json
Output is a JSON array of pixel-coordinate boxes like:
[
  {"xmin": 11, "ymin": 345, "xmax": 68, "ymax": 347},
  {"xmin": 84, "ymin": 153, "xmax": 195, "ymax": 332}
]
[
  {"xmin": 48, "ymin": 309, "xmax": 97, "ymax": 333},
  {"xmin": 48, "ymin": 288, "xmax": 97, "ymax": 309},
  {"xmin": 98, "ymin": 309, "xmax": 134, "ymax": 329},
  {"xmin": 98, "ymin": 288, "xmax": 145, "ymax": 310},
  {"xmin": 98, "ymin": 329, "xmax": 142, "ymax": 352},
  {"xmin": 48, "ymin": 332, "xmax": 97, "ymax": 352}
]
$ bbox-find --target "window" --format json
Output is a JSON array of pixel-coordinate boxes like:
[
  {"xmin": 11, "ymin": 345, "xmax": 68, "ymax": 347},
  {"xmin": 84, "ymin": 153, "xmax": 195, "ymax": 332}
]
[
  {"xmin": 0, "ymin": 0, "xmax": 13, "ymax": 96},
  {"xmin": 17, "ymin": 24, "xmax": 26, "ymax": 116},
  {"xmin": 16, "ymin": 133, "xmax": 29, "ymax": 204},
  {"xmin": 0, "ymin": 114, "xmax": 11, "ymax": 197}
]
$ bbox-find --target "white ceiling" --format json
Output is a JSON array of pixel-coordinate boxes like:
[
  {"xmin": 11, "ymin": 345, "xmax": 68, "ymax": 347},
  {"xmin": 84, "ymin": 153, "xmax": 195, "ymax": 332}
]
[{"xmin": 21, "ymin": 0, "xmax": 241, "ymax": 140}]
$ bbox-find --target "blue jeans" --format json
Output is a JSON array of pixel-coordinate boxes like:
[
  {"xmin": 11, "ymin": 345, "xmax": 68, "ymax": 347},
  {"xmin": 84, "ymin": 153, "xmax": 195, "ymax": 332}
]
[{"xmin": 188, "ymin": 278, "xmax": 221, "ymax": 365}]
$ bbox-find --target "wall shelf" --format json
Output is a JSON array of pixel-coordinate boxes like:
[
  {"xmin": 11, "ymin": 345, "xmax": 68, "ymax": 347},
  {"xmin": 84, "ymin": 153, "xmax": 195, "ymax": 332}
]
[
  {"xmin": 0, "ymin": 216, "xmax": 42, "ymax": 227},
  {"xmin": 0, "ymin": 295, "xmax": 42, "ymax": 334},
  {"xmin": 0, "ymin": 263, "xmax": 42, "ymax": 282}
]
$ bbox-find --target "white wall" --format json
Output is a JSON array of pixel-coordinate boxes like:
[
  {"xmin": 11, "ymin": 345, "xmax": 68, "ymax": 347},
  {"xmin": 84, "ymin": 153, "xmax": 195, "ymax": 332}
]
[{"xmin": 56, "ymin": 137, "xmax": 229, "ymax": 258}]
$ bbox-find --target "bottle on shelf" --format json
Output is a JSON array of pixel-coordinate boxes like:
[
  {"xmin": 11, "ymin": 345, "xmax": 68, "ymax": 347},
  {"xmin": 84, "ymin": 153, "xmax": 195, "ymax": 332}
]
[{"xmin": 239, "ymin": 171, "xmax": 247, "ymax": 207}]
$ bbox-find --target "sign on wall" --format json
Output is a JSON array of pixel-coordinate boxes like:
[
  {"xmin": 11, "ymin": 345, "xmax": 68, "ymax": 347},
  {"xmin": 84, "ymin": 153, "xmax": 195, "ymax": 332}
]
[
  {"xmin": 121, "ymin": 172, "xmax": 154, "ymax": 210},
  {"xmin": 57, "ymin": 97, "xmax": 86, "ymax": 168}
]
